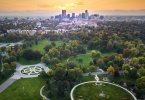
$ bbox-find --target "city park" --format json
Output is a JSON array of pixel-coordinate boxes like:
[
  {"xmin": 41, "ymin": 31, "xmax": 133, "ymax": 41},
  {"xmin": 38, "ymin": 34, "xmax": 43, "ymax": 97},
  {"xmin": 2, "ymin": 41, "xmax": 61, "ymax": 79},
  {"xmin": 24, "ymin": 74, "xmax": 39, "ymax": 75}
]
[
  {"xmin": 0, "ymin": 39, "xmax": 138, "ymax": 100},
  {"xmin": 1, "ymin": 22, "xmax": 145, "ymax": 100}
]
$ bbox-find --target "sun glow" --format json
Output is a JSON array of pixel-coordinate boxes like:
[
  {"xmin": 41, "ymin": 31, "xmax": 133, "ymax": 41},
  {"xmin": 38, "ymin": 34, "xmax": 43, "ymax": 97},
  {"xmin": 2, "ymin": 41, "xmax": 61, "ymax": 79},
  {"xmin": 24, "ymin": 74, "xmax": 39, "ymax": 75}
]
[{"xmin": 55, "ymin": 2, "xmax": 77, "ymax": 10}]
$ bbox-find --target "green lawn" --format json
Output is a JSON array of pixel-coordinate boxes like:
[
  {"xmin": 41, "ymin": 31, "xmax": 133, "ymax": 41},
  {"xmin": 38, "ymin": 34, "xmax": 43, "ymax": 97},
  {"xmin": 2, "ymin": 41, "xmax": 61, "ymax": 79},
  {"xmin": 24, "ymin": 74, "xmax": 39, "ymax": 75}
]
[
  {"xmin": 31, "ymin": 39, "xmax": 70, "ymax": 53},
  {"xmin": 0, "ymin": 77, "xmax": 47, "ymax": 100},
  {"xmin": 31, "ymin": 40, "xmax": 50, "ymax": 53},
  {"xmin": 18, "ymin": 58, "xmax": 41, "ymax": 65},
  {"xmin": 68, "ymin": 51, "xmax": 114, "ymax": 73},
  {"xmin": 73, "ymin": 82, "xmax": 134, "ymax": 100},
  {"xmin": 80, "ymin": 76, "xmax": 96, "ymax": 82}
]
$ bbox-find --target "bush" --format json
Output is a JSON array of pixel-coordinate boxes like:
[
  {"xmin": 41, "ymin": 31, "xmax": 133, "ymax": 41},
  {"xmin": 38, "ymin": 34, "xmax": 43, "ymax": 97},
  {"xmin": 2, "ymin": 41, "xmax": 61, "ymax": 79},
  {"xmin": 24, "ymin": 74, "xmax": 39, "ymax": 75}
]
[{"xmin": 39, "ymin": 71, "xmax": 48, "ymax": 78}]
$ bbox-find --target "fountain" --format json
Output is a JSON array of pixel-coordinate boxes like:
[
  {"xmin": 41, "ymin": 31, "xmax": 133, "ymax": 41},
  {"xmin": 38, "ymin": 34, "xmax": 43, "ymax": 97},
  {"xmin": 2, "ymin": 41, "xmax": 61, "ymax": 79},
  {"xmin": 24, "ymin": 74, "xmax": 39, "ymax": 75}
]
[{"xmin": 95, "ymin": 75, "xmax": 102, "ymax": 86}]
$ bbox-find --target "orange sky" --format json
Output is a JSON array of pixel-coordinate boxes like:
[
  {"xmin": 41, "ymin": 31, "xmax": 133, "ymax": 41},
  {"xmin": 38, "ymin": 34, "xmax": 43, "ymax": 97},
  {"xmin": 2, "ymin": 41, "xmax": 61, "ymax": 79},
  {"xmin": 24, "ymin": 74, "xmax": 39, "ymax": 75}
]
[
  {"xmin": 0, "ymin": 0, "xmax": 145, "ymax": 11},
  {"xmin": 0, "ymin": 0, "xmax": 145, "ymax": 16}
]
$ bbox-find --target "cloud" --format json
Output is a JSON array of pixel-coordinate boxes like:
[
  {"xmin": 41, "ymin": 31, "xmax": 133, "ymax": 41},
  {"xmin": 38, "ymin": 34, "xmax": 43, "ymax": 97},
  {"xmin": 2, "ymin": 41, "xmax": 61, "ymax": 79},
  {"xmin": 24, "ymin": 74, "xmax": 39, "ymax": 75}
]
[
  {"xmin": 55, "ymin": 1, "xmax": 84, "ymax": 10},
  {"xmin": 75, "ymin": 1, "xmax": 84, "ymax": 5}
]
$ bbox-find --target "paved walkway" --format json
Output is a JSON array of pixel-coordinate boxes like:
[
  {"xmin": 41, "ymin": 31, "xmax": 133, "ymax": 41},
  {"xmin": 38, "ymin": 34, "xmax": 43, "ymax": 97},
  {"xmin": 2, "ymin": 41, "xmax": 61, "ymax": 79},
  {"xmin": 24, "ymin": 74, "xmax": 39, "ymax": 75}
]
[
  {"xmin": 83, "ymin": 71, "xmax": 123, "ymax": 76},
  {"xmin": 0, "ymin": 78, "xmax": 17, "ymax": 93},
  {"xmin": 0, "ymin": 41, "xmax": 23, "ymax": 48},
  {"xmin": 0, "ymin": 62, "xmax": 49, "ymax": 93}
]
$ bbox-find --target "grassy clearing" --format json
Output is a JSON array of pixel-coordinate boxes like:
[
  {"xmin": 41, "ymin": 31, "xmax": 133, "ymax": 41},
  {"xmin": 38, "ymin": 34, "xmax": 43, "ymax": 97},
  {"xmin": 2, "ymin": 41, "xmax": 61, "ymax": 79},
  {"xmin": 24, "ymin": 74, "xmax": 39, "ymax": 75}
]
[
  {"xmin": 31, "ymin": 39, "xmax": 70, "ymax": 53},
  {"xmin": 0, "ymin": 77, "xmax": 47, "ymax": 100},
  {"xmin": 73, "ymin": 82, "xmax": 133, "ymax": 100},
  {"xmin": 31, "ymin": 40, "xmax": 50, "ymax": 53}
]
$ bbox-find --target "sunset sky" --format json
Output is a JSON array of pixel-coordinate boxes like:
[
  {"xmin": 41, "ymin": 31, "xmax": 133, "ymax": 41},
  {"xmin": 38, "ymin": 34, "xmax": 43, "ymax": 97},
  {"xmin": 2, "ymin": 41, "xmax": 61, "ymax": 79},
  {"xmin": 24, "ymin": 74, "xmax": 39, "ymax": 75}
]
[{"xmin": 0, "ymin": 0, "xmax": 145, "ymax": 16}]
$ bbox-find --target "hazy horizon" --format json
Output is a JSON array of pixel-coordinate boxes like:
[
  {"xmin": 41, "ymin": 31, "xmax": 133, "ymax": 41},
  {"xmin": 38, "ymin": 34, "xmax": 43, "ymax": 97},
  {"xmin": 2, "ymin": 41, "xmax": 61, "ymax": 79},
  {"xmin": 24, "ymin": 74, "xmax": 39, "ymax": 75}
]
[
  {"xmin": 0, "ymin": 0, "xmax": 145, "ymax": 16},
  {"xmin": 0, "ymin": 9, "xmax": 145, "ymax": 17}
]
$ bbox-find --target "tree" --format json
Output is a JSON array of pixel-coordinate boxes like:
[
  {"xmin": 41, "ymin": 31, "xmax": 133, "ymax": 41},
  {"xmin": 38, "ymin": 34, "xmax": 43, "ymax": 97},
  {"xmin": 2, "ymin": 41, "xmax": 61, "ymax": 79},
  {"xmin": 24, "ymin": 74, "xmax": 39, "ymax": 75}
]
[
  {"xmin": 130, "ymin": 47, "xmax": 139, "ymax": 57},
  {"xmin": 91, "ymin": 50, "xmax": 97, "ymax": 57},
  {"xmin": 128, "ymin": 67, "xmax": 138, "ymax": 78},
  {"xmin": 138, "ymin": 57, "xmax": 145, "ymax": 64},
  {"xmin": 68, "ymin": 69, "xmax": 75, "ymax": 81},
  {"xmin": 68, "ymin": 68, "xmax": 82, "ymax": 82},
  {"xmin": 87, "ymin": 41, "xmax": 96, "ymax": 50},
  {"xmin": 9, "ymin": 56, "xmax": 17, "ymax": 63},
  {"xmin": 41, "ymin": 54, "xmax": 50, "ymax": 64},
  {"xmin": 53, "ymin": 67, "xmax": 66, "ymax": 81},
  {"xmin": 39, "ymin": 71, "xmax": 48, "ymax": 78},
  {"xmin": 10, "ymin": 50, "xmax": 16, "ymax": 56},
  {"xmin": 107, "ymin": 41, "xmax": 114, "ymax": 51},
  {"xmin": 97, "ymin": 59, "xmax": 104, "ymax": 67},
  {"xmin": 47, "ymin": 49, "xmax": 54, "ymax": 59},
  {"xmin": 10, "ymin": 62, "xmax": 16, "ymax": 69},
  {"xmin": 52, "ymin": 48, "xmax": 60, "ymax": 58},
  {"xmin": 63, "ymin": 49, "xmax": 71, "ymax": 58},
  {"xmin": 139, "ymin": 67, "xmax": 145, "ymax": 77},
  {"xmin": 56, "ymin": 63, "xmax": 65, "ymax": 68},
  {"xmin": 74, "ymin": 68, "xmax": 83, "ymax": 78},
  {"xmin": 96, "ymin": 51, "xmax": 101, "ymax": 57},
  {"xmin": 44, "ymin": 44, "xmax": 52, "ymax": 52},
  {"xmin": 1, "ymin": 46, "xmax": 6, "ymax": 52},
  {"xmin": 89, "ymin": 65, "xmax": 96, "ymax": 72},
  {"xmin": 122, "ymin": 64, "xmax": 131, "ymax": 76},
  {"xmin": 71, "ymin": 40, "xmax": 78, "ymax": 47},
  {"xmin": 123, "ymin": 48, "xmax": 131, "ymax": 58},
  {"xmin": 51, "ymin": 58, "xmax": 60, "ymax": 65},
  {"xmin": 47, "ymin": 69, "xmax": 53, "ymax": 77},
  {"xmin": 77, "ymin": 45, "xmax": 85, "ymax": 54},
  {"xmin": 22, "ymin": 49, "xmax": 34, "ymax": 60},
  {"xmin": 66, "ymin": 62, "xmax": 77, "ymax": 69},
  {"xmin": 33, "ymin": 50, "xmax": 42, "ymax": 60},
  {"xmin": 136, "ymin": 76, "xmax": 145, "ymax": 95},
  {"xmin": 3, "ymin": 63, "xmax": 10, "ymax": 72},
  {"xmin": 113, "ymin": 65, "xmax": 119, "ymax": 77},
  {"xmin": 51, "ymin": 41, "xmax": 56, "ymax": 47},
  {"xmin": 130, "ymin": 57, "xmax": 139, "ymax": 67},
  {"xmin": 107, "ymin": 65, "xmax": 115, "ymax": 75}
]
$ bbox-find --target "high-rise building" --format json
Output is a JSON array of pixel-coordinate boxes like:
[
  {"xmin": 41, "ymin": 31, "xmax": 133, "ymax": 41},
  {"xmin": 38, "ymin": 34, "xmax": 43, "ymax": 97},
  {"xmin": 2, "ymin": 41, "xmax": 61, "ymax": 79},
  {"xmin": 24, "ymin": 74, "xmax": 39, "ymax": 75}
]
[
  {"xmin": 82, "ymin": 13, "xmax": 85, "ymax": 19},
  {"xmin": 79, "ymin": 13, "xmax": 82, "ymax": 19},
  {"xmin": 62, "ymin": 10, "xmax": 66, "ymax": 18},
  {"xmin": 72, "ymin": 13, "xmax": 75, "ymax": 19},
  {"xmin": 85, "ymin": 10, "xmax": 88, "ymax": 13},
  {"xmin": 67, "ymin": 14, "xmax": 70, "ymax": 19},
  {"xmin": 85, "ymin": 10, "xmax": 89, "ymax": 20}
]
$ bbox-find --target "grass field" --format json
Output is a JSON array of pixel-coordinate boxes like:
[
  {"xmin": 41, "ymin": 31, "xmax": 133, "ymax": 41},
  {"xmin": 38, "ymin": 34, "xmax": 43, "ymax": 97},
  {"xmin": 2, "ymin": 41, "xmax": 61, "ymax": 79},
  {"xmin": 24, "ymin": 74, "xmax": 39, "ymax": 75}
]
[
  {"xmin": 73, "ymin": 82, "xmax": 134, "ymax": 100},
  {"xmin": 31, "ymin": 39, "xmax": 70, "ymax": 53},
  {"xmin": 68, "ymin": 51, "xmax": 114, "ymax": 73},
  {"xmin": 0, "ymin": 77, "xmax": 47, "ymax": 100}
]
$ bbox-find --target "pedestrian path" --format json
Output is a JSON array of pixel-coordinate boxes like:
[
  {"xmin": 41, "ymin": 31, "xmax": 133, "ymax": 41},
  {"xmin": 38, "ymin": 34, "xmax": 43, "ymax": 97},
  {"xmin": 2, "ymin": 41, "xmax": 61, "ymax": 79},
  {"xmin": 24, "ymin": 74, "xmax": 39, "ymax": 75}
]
[{"xmin": 0, "ymin": 78, "xmax": 17, "ymax": 93}]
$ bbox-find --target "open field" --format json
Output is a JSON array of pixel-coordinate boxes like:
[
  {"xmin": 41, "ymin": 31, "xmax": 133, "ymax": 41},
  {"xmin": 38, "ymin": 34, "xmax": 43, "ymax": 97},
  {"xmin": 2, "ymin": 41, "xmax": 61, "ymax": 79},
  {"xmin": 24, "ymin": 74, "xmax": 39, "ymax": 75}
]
[
  {"xmin": 31, "ymin": 39, "xmax": 70, "ymax": 53},
  {"xmin": 0, "ymin": 77, "xmax": 47, "ymax": 100},
  {"xmin": 73, "ymin": 82, "xmax": 134, "ymax": 100}
]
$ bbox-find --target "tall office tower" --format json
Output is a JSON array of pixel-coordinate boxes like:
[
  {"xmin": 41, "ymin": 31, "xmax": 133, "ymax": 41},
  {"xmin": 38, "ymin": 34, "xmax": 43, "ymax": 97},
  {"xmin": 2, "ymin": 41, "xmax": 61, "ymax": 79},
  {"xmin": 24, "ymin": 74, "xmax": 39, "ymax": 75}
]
[
  {"xmin": 82, "ymin": 13, "xmax": 85, "ymax": 19},
  {"xmin": 62, "ymin": 10, "xmax": 66, "ymax": 18},
  {"xmin": 72, "ymin": 13, "xmax": 75, "ymax": 19},
  {"xmin": 67, "ymin": 14, "xmax": 70, "ymax": 19},
  {"xmin": 85, "ymin": 10, "xmax": 88, "ymax": 13},
  {"xmin": 85, "ymin": 10, "xmax": 89, "ymax": 20},
  {"xmin": 79, "ymin": 13, "xmax": 82, "ymax": 19}
]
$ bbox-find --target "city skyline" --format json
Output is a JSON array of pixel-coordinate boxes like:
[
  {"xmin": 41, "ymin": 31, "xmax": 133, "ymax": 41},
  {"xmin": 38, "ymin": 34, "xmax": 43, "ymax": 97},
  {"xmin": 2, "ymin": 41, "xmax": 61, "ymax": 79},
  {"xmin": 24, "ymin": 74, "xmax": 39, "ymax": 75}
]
[{"xmin": 0, "ymin": 0, "xmax": 145, "ymax": 16}]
